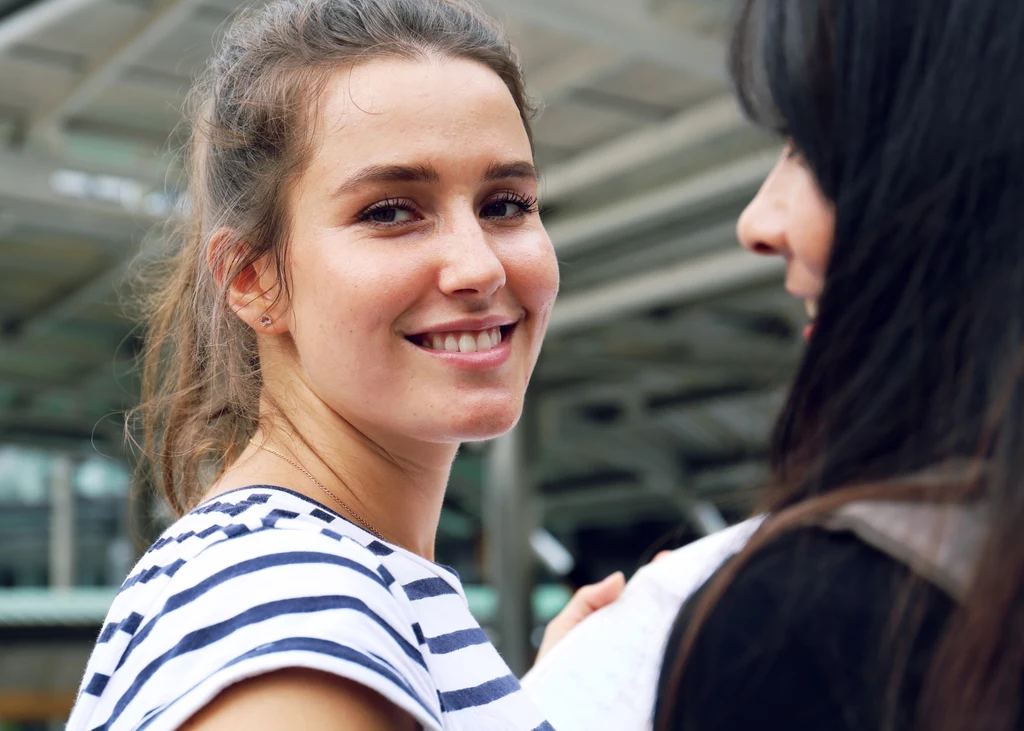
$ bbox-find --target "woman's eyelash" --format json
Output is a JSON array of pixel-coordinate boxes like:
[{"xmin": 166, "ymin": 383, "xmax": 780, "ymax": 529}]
[
  {"xmin": 356, "ymin": 197, "xmax": 415, "ymax": 222},
  {"xmin": 489, "ymin": 191, "xmax": 539, "ymax": 215},
  {"xmin": 355, "ymin": 192, "xmax": 541, "ymax": 226}
]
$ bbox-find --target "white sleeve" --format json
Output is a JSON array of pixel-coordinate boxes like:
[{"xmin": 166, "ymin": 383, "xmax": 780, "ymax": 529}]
[
  {"xmin": 520, "ymin": 518, "xmax": 762, "ymax": 731},
  {"xmin": 81, "ymin": 529, "xmax": 442, "ymax": 731}
]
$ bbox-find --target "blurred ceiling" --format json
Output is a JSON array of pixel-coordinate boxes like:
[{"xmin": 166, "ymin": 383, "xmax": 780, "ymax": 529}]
[{"xmin": 0, "ymin": 0, "xmax": 798, "ymax": 548}]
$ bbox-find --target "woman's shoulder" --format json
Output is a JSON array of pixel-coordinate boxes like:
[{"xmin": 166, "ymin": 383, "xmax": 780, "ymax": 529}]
[
  {"xmin": 139, "ymin": 484, "xmax": 395, "ymax": 580},
  {"xmin": 68, "ymin": 486, "xmax": 441, "ymax": 731},
  {"xmin": 685, "ymin": 526, "xmax": 957, "ymax": 663},
  {"xmin": 110, "ymin": 485, "xmax": 421, "ymax": 654},
  {"xmin": 659, "ymin": 527, "xmax": 955, "ymax": 731}
]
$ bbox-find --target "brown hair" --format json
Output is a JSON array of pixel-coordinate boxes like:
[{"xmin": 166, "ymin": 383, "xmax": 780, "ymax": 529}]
[{"xmin": 130, "ymin": 0, "xmax": 537, "ymax": 517}]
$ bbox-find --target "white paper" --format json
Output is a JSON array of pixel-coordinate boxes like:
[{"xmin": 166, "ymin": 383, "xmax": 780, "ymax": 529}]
[{"xmin": 522, "ymin": 518, "xmax": 762, "ymax": 731}]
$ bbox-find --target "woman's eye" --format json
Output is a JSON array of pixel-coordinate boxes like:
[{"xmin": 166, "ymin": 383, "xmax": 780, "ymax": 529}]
[
  {"xmin": 481, "ymin": 194, "xmax": 538, "ymax": 220},
  {"xmin": 357, "ymin": 199, "xmax": 420, "ymax": 227},
  {"xmin": 481, "ymin": 201, "xmax": 519, "ymax": 218},
  {"xmin": 368, "ymin": 207, "xmax": 414, "ymax": 224}
]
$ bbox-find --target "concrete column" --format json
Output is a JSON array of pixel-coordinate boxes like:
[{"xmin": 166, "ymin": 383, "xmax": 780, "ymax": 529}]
[
  {"xmin": 48, "ymin": 455, "xmax": 75, "ymax": 589},
  {"xmin": 483, "ymin": 420, "xmax": 536, "ymax": 676}
]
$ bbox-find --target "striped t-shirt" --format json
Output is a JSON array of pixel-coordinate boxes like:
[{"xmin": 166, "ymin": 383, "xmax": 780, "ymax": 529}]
[{"xmin": 68, "ymin": 485, "xmax": 553, "ymax": 731}]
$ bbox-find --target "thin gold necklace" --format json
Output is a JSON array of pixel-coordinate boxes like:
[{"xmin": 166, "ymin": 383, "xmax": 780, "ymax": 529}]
[{"xmin": 251, "ymin": 440, "xmax": 387, "ymax": 542}]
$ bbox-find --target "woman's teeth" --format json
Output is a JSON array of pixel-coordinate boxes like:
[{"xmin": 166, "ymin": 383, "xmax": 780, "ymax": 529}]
[
  {"xmin": 805, "ymin": 298, "xmax": 819, "ymax": 320},
  {"xmin": 420, "ymin": 328, "xmax": 503, "ymax": 353}
]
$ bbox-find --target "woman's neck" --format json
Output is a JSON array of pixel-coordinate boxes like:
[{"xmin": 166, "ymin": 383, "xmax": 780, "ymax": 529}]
[{"xmin": 215, "ymin": 390, "xmax": 458, "ymax": 561}]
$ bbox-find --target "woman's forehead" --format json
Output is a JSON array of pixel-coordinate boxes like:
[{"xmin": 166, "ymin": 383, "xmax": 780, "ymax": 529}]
[
  {"xmin": 303, "ymin": 57, "xmax": 532, "ymax": 186},
  {"xmin": 317, "ymin": 57, "xmax": 526, "ymax": 142}
]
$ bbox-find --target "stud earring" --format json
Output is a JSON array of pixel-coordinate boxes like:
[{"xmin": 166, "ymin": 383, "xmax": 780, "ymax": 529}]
[{"xmin": 258, "ymin": 314, "xmax": 273, "ymax": 327}]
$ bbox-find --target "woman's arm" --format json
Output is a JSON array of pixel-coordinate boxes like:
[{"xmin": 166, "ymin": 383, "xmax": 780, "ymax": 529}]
[{"xmin": 181, "ymin": 668, "xmax": 419, "ymax": 731}]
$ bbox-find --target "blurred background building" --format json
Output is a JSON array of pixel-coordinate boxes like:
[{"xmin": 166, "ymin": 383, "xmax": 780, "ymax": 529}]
[{"xmin": 0, "ymin": 0, "xmax": 799, "ymax": 726}]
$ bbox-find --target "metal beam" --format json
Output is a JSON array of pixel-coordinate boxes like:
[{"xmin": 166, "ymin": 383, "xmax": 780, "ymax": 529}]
[
  {"xmin": 556, "ymin": 219, "xmax": 738, "ymax": 294},
  {"xmin": 0, "ymin": 151, "xmax": 167, "ymax": 235},
  {"xmin": 528, "ymin": 46, "xmax": 624, "ymax": 103},
  {"xmin": 549, "ymin": 247, "xmax": 784, "ymax": 335},
  {"xmin": 29, "ymin": 0, "xmax": 206, "ymax": 146},
  {"xmin": 548, "ymin": 149, "xmax": 777, "ymax": 256},
  {"xmin": 541, "ymin": 461, "xmax": 767, "ymax": 519},
  {"xmin": 578, "ymin": 433, "xmax": 725, "ymax": 536},
  {"xmin": 16, "ymin": 259, "xmax": 132, "ymax": 338},
  {"xmin": 0, "ymin": 0, "xmax": 104, "ymax": 56},
  {"xmin": 478, "ymin": 0, "xmax": 725, "ymax": 80},
  {"xmin": 542, "ymin": 95, "xmax": 746, "ymax": 202}
]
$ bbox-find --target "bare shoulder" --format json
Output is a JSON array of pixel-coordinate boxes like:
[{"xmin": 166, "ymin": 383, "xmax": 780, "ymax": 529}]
[{"xmin": 180, "ymin": 668, "xmax": 420, "ymax": 731}]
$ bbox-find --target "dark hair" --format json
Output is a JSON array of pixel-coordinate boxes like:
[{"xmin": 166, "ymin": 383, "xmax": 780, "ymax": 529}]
[
  {"xmin": 658, "ymin": 0, "xmax": 1024, "ymax": 729},
  {"xmin": 131, "ymin": 0, "xmax": 536, "ymax": 516}
]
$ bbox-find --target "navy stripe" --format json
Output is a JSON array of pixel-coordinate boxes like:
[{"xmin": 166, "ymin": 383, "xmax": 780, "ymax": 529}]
[
  {"xmin": 192, "ymin": 492, "xmax": 270, "ymax": 517},
  {"xmin": 412, "ymin": 622, "xmax": 426, "ymax": 645},
  {"xmin": 366, "ymin": 540, "xmax": 394, "ymax": 556},
  {"xmin": 378, "ymin": 566, "xmax": 396, "ymax": 587},
  {"xmin": 321, "ymin": 528, "xmax": 344, "ymax": 541},
  {"xmin": 120, "ymin": 558, "xmax": 186, "ymax": 592},
  {"xmin": 98, "ymin": 612, "xmax": 143, "ymax": 644},
  {"xmin": 102, "ymin": 596, "xmax": 426, "ymax": 728},
  {"xmin": 202, "ymin": 484, "xmax": 370, "ymax": 536},
  {"xmin": 116, "ymin": 551, "xmax": 393, "ymax": 671},
  {"xmin": 133, "ymin": 637, "xmax": 440, "ymax": 731},
  {"xmin": 366, "ymin": 649, "xmax": 404, "ymax": 678},
  {"xmin": 222, "ymin": 523, "xmax": 251, "ymax": 538},
  {"xmin": 532, "ymin": 723, "xmax": 556, "ymax": 731},
  {"xmin": 403, "ymin": 577, "xmax": 457, "ymax": 600},
  {"xmin": 437, "ymin": 562, "xmax": 461, "ymax": 581},
  {"xmin": 151, "ymin": 522, "xmax": 252, "ymax": 551},
  {"xmin": 439, "ymin": 673, "xmax": 520, "ymax": 712},
  {"xmin": 261, "ymin": 508, "xmax": 300, "ymax": 528},
  {"xmin": 310, "ymin": 508, "xmax": 334, "ymax": 523},
  {"xmin": 84, "ymin": 673, "xmax": 110, "ymax": 696},
  {"xmin": 424, "ymin": 627, "xmax": 489, "ymax": 655}
]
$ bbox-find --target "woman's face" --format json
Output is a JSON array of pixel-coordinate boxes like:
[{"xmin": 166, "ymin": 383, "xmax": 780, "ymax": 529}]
[
  {"xmin": 276, "ymin": 57, "xmax": 558, "ymax": 447},
  {"xmin": 736, "ymin": 145, "xmax": 835, "ymax": 340}
]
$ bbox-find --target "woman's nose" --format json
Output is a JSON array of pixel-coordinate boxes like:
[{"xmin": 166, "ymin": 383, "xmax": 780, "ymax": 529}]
[
  {"xmin": 736, "ymin": 182, "xmax": 788, "ymax": 258},
  {"xmin": 437, "ymin": 219, "xmax": 506, "ymax": 299}
]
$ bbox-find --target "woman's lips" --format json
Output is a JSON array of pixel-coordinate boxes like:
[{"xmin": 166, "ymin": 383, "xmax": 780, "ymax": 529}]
[{"xmin": 803, "ymin": 298, "xmax": 818, "ymax": 341}]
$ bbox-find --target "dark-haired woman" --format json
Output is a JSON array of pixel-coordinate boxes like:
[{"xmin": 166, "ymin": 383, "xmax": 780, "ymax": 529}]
[{"xmin": 654, "ymin": 0, "xmax": 1024, "ymax": 730}]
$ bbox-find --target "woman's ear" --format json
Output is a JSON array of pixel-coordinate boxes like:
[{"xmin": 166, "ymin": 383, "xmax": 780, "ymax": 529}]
[{"xmin": 208, "ymin": 228, "xmax": 290, "ymax": 335}]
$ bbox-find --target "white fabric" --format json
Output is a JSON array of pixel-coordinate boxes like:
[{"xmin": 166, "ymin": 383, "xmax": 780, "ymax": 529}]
[
  {"xmin": 68, "ymin": 486, "xmax": 552, "ymax": 731},
  {"xmin": 522, "ymin": 518, "xmax": 762, "ymax": 731}
]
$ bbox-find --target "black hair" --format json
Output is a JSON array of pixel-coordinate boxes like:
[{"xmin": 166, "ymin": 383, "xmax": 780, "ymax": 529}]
[{"xmin": 657, "ymin": 1, "xmax": 1024, "ymax": 729}]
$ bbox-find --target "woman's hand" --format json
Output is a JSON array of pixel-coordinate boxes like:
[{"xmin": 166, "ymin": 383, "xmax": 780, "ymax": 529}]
[{"xmin": 535, "ymin": 572, "xmax": 626, "ymax": 664}]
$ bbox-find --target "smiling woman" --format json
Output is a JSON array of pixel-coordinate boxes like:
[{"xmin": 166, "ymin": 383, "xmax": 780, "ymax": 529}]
[{"xmin": 64, "ymin": 1, "xmax": 559, "ymax": 730}]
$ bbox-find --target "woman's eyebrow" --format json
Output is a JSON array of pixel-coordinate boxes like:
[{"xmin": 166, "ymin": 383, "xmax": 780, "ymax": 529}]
[
  {"xmin": 482, "ymin": 160, "xmax": 538, "ymax": 182},
  {"xmin": 332, "ymin": 160, "xmax": 538, "ymax": 198},
  {"xmin": 332, "ymin": 164, "xmax": 440, "ymax": 197}
]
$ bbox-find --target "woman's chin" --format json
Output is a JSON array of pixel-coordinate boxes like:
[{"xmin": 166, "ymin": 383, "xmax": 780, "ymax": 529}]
[{"xmin": 431, "ymin": 400, "xmax": 524, "ymax": 443}]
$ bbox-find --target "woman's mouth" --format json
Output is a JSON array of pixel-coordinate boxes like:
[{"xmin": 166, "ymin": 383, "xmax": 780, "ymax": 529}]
[
  {"xmin": 417, "ymin": 327, "xmax": 501, "ymax": 352},
  {"xmin": 403, "ymin": 323, "xmax": 519, "ymax": 370},
  {"xmin": 413, "ymin": 326, "xmax": 508, "ymax": 353},
  {"xmin": 803, "ymin": 298, "xmax": 818, "ymax": 341}
]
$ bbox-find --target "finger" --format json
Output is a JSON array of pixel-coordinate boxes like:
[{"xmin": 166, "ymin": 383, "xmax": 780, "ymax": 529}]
[
  {"xmin": 653, "ymin": 550, "xmax": 672, "ymax": 563},
  {"xmin": 575, "ymin": 571, "xmax": 626, "ymax": 612},
  {"xmin": 536, "ymin": 572, "xmax": 626, "ymax": 662},
  {"xmin": 551, "ymin": 572, "xmax": 625, "ymax": 629}
]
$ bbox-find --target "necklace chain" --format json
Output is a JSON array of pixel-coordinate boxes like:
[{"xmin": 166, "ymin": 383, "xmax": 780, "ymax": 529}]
[{"xmin": 251, "ymin": 441, "xmax": 387, "ymax": 542}]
